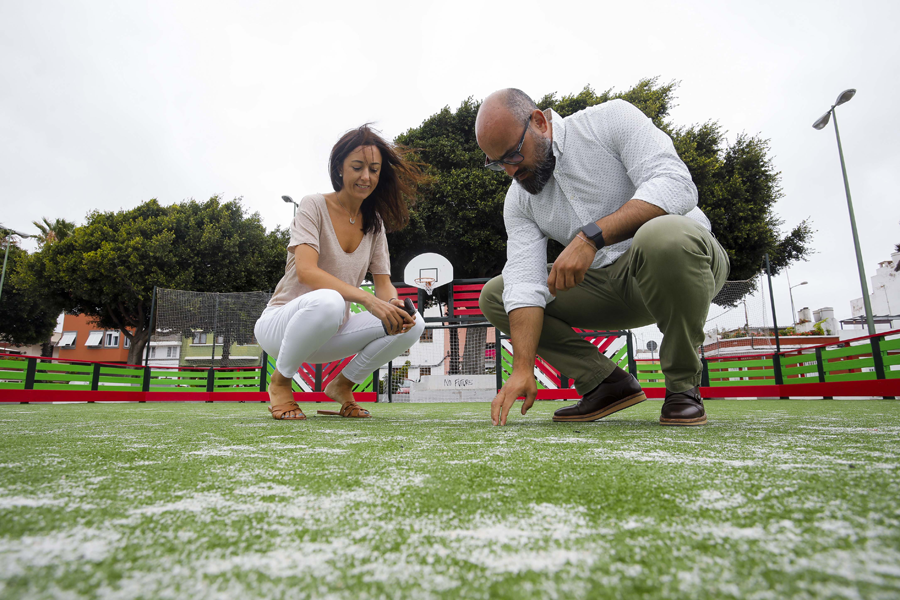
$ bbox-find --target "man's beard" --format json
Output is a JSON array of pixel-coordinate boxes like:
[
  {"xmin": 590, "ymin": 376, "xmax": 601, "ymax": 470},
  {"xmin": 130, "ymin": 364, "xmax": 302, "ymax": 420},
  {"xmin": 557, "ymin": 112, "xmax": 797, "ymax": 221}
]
[{"xmin": 516, "ymin": 134, "xmax": 556, "ymax": 195}]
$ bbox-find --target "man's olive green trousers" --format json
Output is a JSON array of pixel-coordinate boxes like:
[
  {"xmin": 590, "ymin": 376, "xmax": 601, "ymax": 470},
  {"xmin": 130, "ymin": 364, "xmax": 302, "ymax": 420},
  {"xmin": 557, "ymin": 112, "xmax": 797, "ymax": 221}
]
[{"xmin": 479, "ymin": 215, "xmax": 730, "ymax": 394}]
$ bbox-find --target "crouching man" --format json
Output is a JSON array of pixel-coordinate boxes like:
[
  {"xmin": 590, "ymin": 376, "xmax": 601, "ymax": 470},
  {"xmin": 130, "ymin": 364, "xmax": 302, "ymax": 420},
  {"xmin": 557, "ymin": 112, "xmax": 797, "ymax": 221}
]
[{"xmin": 475, "ymin": 89, "xmax": 729, "ymax": 427}]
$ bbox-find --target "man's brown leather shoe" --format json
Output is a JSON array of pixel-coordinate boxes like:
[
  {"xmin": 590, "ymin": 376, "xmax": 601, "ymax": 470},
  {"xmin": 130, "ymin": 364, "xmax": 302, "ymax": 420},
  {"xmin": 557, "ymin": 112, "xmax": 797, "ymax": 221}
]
[
  {"xmin": 659, "ymin": 386, "xmax": 706, "ymax": 426},
  {"xmin": 553, "ymin": 374, "xmax": 646, "ymax": 422}
]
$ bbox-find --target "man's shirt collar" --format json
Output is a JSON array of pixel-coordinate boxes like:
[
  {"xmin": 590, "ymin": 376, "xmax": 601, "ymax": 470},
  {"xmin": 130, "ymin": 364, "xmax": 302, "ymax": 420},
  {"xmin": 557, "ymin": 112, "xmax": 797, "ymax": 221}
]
[{"xmin": 545, "ymin": 108, "xmax": 566, "ymax": 158}]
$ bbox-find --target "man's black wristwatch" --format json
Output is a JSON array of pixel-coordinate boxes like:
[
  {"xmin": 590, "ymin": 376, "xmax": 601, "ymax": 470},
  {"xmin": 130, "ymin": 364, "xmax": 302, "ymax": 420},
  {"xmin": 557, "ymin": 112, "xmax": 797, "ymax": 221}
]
[{"xmin": 581, "ymin": 222, "xmax": 605, "ymax": 249}]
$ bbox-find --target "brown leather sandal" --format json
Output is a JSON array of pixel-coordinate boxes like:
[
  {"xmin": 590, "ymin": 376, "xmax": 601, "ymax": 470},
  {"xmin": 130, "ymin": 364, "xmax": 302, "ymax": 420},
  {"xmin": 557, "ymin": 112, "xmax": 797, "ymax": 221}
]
[
  {"xmin": 317, "ymin": 401, "xmax": 371, "ymax": 418},
  {"xmin": 268, "ymin": 401, "xmax": 307, "ymax": 420}
]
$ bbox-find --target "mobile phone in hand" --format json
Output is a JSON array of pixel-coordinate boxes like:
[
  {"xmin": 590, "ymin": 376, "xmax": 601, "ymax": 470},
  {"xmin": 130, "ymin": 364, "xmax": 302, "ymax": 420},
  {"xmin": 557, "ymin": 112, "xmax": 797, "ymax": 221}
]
[{"xmin": 382, "ymin": 298, "xmax": 417, "ymax": 334}]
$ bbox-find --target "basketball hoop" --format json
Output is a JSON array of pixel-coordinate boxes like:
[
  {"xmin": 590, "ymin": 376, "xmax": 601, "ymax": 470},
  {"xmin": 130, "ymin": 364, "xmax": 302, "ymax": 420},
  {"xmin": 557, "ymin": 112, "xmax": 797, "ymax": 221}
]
[
  {"xmin": 404, "ymin": 253, "xmax": 453, "ymax": 299},
  {"xmin": 415, "ymin": 276, "xmax": 436, "ymax": 296}
]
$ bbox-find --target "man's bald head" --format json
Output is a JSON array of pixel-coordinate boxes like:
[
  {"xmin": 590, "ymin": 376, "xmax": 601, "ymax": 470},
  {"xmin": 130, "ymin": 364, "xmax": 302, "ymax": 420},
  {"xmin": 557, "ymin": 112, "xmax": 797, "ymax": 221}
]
[
  {"xmin": 475, "ymin": 88, "xmax": 537, "ymax": 144},
  {"xmin": 475, "ymin": 88, "xmax": 556, "ymax": 195}
]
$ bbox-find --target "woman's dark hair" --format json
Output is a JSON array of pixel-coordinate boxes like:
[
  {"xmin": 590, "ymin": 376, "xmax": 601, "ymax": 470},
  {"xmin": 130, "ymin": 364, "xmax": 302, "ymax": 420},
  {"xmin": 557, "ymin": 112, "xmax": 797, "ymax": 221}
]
[{"xmin": 329, "ymin": 124, "xmax": 425, "ymax": 235}]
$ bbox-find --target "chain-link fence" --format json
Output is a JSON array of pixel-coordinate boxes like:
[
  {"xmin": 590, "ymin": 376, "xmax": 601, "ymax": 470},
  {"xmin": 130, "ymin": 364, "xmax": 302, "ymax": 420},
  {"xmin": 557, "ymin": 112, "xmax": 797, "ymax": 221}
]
[{"xmin": 153, "ymin": 288, "xmax": 270, "ymax": 368}]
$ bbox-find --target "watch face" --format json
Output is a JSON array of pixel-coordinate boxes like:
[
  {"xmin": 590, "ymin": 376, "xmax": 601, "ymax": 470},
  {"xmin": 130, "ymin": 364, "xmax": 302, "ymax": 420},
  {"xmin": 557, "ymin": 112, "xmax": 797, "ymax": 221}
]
[{"xmin": 582, "ymin": 223, "xmax": 604, "ymax": 247}]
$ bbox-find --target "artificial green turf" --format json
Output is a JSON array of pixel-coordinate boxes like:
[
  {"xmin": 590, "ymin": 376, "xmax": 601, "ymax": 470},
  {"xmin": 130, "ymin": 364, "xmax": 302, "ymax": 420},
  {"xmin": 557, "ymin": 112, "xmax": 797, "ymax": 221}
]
[{"xmin": 1, "ymin": 400, "xmax": 899, "ymax": 599}]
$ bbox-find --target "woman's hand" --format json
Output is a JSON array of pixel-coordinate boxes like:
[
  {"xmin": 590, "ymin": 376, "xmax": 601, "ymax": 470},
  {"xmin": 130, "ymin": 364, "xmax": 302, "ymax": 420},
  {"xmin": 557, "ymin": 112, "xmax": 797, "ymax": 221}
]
[{"xmin": 366, "ymin": 297, "xmax": 416, "ymax": 335}]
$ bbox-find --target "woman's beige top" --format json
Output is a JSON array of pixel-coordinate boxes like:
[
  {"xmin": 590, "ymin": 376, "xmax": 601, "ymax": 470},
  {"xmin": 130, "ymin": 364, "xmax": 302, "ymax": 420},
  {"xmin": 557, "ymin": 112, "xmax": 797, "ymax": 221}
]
[{"xmin": 267, "ymin": 193, "xmax": 391, "ymax": 323}]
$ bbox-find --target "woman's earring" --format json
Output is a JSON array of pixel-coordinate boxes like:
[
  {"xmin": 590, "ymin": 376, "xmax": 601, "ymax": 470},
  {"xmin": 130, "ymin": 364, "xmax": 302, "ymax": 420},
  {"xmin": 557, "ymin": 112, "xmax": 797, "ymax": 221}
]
[{"xmin": 338, "ymin": 173, "xmax": 343, "ymax": 178}]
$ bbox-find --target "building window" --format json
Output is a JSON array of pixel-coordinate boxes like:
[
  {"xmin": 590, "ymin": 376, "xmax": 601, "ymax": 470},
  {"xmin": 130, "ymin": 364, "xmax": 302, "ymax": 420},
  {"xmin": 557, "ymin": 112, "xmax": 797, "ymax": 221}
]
[
  {"xmin": 192, "ymin": 332, "xmax": 208, "ymax": 345},
  {"xmin": 124, "ymin": 336, "xmax": 131, "ymax": 349},
  {"xmin": 85, "ymin": 331, "xmax": 104, "ymax": 347},
  {"xmin": 105, "ymin": 331, "xmax": 120, "ymax": 348},
  {"xmin": 419, "ymin": 329, "xmax": 433, "ymax": 343},
  {"xmin": 420, "ymin": 367, "xmax": 431, "ymax": 377},
  {"xmin": 151, "ymin": 346, "xmax": 178, "ymax": 359},
  {"xmin": 59, "ymin": 332, "xmax": 77, "ymax": 348}
]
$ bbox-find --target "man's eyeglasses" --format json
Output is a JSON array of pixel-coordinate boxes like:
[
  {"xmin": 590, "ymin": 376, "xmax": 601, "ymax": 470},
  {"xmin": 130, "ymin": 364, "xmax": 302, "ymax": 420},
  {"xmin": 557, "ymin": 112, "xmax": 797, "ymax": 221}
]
[{"xmin": 484, "ymin": 117, "xmax": 531, "ymax": 171}]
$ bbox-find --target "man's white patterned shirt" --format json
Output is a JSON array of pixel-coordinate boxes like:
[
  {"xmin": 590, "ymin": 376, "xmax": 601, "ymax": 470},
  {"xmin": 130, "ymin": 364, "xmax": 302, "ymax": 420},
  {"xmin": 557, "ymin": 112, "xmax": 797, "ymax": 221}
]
[{"xmin": 501, "ymin": 99, "xmax": 711, "ymax": 313}]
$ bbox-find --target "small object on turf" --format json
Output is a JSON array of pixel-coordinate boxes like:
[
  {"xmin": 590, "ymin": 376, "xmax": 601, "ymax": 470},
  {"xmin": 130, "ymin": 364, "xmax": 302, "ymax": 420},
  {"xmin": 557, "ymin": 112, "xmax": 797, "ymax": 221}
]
[{"xmin": 382, "ymin": 297, "xmax": 418, "ymax": 334}]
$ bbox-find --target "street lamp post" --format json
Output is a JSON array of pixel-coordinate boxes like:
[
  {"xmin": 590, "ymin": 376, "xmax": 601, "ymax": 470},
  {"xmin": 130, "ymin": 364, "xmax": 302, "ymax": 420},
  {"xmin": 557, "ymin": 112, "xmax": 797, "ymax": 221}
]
[
  {"xmin": 788, "ymin": 281, "xmax": 807, "ymax": 326},
  {"xmin": 0, "ymin": 229, "xmax": 32, "ymax": 302},
  {"xmin": 813, "ymin": 88, "xmax": 876, "ymax": 336},
  {"xmin": 282, "ymin": 195, "xmax": 298, "ymax": 217}
]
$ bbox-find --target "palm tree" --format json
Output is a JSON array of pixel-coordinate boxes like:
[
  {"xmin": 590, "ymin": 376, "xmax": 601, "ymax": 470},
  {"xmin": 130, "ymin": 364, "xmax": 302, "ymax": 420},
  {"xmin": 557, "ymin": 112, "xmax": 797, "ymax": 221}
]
[{"xmin": 32, "ymin": 217, "xmax": 75, "ymax": 247}]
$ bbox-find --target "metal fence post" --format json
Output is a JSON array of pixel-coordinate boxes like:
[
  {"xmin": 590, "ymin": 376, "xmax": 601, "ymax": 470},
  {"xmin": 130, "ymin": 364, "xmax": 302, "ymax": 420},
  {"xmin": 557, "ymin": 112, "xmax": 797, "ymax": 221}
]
[
  {"xmin": 496, "ymin": 334, "xmax": 505, "ymax": 392},
  {"xmin": 315, "ymin": 364, "xmax": 323, "ymax": 392},
  {"xmin": 625, "ymin": 331, "xmax": 637, "ymax": 376},
  {"xmin": 24, "ymin": 357, "xmax": 36, "ymax": 390},
  {"xmin": 260, "ymin": 352, "xmax": 268, "ymax": 392},
  {"xmin": 447, "ymin": 285, "xmax": 454, "ymax": 320},
  {"xmin": 387, "ymin": 360, "xmax": 393, "ymax": 403},
  {"xmin": 871, "ymin": 336, "xmax": 886, "ymax": 380},
  {"xmin": 772, "ymin": 354, "xmax": 784, "ymax": 386},
  {"xmin": 206, "ymin": 368, "xmax": 215, "ymax": 393},
  {"xmin": 142, "ymin": 366, "xmax": 151, "ymax": 392},
  {"xmin": 815, "ymin": 347, "xmax": 827, "ymax": 383},
  {"xmin": 91, "ymin": 363, "xmax": 101, "ymax": 391},
  {"xmin": 701, "ymin": 358, "xmax": 710, "ymax": 388},
  {"xmin": 210, "ymin": 294, "xmax": 219, "ymax": 366},
  {"xmin": 815, "ymin": 346, "xmax": 833, "ymax": 399},
  {"xmin": 763, "ymin": 253, "xmax": 783, "ymax": 386},
  {"xmin": 144, "ymin": 286, "xmax": 157, "ymax": 368}
]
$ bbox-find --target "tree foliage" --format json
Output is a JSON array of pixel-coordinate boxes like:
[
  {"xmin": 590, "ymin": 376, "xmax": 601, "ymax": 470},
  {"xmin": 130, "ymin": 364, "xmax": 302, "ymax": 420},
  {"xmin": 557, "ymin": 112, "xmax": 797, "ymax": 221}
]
[
  {"xmin": 388, "ymin": 78, "xmax": 813, "ymax": 285},
  {"xmin": 0, "ymin": 239, "xmax": 60, "ymax": 347},
  {"xmin": 673, "ymin": 125, "xmax": 812, "ymax": 279},
  {"xmin": 391, "ymin": 99, "xmax": 509, "ymax": 280},
  {"xmin": 24, "ymin": 197, "xmax": 288, "ymax": 363}
]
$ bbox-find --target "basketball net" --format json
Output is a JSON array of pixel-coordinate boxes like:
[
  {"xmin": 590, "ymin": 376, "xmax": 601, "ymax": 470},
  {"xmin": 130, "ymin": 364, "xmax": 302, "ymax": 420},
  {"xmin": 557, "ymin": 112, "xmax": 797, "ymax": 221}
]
[{"xmin": 415, "ymin": 277, "xmax": 436, "ymax": 296}]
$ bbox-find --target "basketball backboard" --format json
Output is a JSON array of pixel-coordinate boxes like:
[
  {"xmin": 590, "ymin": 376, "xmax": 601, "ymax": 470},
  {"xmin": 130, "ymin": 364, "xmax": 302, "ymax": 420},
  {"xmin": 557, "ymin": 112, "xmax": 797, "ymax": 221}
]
[{"xmin": 403, "ymin": 253, "xmax": 453, "ymax": 295}]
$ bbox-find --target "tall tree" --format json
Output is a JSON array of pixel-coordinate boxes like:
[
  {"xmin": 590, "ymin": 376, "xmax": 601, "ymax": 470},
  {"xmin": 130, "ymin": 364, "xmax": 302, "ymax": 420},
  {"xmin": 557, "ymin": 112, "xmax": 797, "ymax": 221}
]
[
  {"xmin": 25, "ymin": 196, "xmax": 286, "ymax": 364},
  {"xmin": 0, "ymin": 239, "xmax": 60, "ymax": 349}
]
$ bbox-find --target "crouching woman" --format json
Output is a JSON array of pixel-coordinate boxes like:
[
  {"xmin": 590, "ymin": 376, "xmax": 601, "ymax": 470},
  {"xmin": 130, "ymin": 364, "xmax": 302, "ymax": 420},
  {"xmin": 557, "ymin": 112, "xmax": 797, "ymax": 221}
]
[{"xmin": 254, "ymin": 125, "xmax": 425, "ymax": 420}]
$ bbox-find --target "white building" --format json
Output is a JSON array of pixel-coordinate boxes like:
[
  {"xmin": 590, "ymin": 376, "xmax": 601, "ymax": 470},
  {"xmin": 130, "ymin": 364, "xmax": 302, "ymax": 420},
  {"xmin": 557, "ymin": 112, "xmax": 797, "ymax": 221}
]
[
  {"xmin": 849, "ymin": 251, "xmax": 900, "ymax": 332},
  {"xmin": 145, "ymin": 333, "xmax": 182, "ymax": 367}
]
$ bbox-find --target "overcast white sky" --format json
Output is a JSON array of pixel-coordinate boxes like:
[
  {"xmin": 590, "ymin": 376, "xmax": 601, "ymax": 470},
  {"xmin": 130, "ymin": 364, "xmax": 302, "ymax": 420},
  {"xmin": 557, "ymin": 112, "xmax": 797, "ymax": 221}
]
[{"xmin": 2, "ymin": 0, "xmax": 899, "ymax": 331}]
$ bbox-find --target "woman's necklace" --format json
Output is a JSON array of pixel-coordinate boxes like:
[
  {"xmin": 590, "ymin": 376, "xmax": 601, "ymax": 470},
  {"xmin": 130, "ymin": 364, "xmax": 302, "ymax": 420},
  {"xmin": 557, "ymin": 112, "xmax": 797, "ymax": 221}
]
[{"xmin": 335, "ymin": 193, "xmax": 360, "ymax": 224}]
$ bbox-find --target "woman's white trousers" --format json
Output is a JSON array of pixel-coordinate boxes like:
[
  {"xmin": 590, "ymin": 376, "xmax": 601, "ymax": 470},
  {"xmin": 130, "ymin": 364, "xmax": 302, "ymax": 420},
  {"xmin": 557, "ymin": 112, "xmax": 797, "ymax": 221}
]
[{"xmin": 254, "ymin": 289, "xmax": 425, "ymax": 383}]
